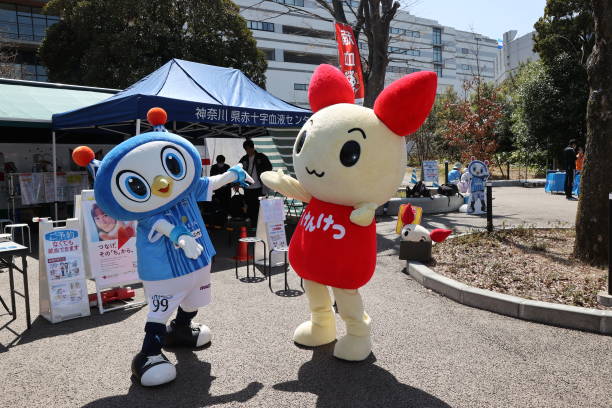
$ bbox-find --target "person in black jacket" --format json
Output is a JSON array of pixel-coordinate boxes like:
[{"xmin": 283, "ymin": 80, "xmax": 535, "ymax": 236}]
[
  {"xmin": 563, "ymin": 139, "xmax": 577, "ymax": 200},
  {"xmin": 210, "ymin": 155, "xmax": 231, "ymax": 212},
  {"xmin": 238, "ymin": 139, "xmax": 273, "ymax": 226}
]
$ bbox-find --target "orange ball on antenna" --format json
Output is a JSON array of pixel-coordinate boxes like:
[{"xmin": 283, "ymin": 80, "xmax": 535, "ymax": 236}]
[
  {"xmin": 72, "ymin": 146, "xmax": 95, "ymax": 167},
  {"xmin": 147, "ymin": 107, "xmax": 167, "ymax": 126}
]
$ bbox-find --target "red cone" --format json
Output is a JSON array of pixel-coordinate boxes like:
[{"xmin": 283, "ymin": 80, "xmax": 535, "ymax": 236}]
[{"xmin": 233, "ymin": 226, "xmax": 252, "ymax": 261}]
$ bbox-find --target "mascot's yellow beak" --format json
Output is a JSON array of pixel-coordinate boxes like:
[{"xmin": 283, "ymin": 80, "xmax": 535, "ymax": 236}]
[{"xmin": 152, "ymin": 175, "xmax": 173, "ymax": 197}]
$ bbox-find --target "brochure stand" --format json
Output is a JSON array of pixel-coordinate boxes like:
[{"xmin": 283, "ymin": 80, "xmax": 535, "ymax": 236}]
[
  {"xmin": 254, "ymin": 197, "xmax": 288, "ymax": 267},
  {"xmin": 38, "ymin": 217, "xmax": 90, "ymax": 323},
  {"xmin": 79, "ymin": 190, "xmax": 145, "ymax": 314}
]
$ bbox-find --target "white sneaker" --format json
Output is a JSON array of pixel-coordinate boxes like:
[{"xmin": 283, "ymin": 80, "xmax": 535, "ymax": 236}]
[{"xmin": 131, "ymin": 352, "xmax": 176, "ymax": 387}]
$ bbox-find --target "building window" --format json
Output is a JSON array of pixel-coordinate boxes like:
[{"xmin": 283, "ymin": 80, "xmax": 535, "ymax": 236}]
[
  {"xmin": 389, "ymin": 27, "xmax": 420, "ymax": 38},
  {"xmin": 247, "ymin": 21, "xmax": 275, "ymax": 32},
  {"xmin": 273, "ymin": 0, "xmax": 304, "ymax": 6},
  {"xmin": 283, "ymin": 25, "xmax": 334, "ymax": 40},
  {"xmin": 389, "ymin": 46, "xmax": 420, "ymax": 56},
  {"xmin": 0, "ymin": 3, "xmax": 59, "ymax": 42},
  {"xmin": 433, "ymin": 27, "xmax": 442, "ymax": 45},
  {"xmin": 433, "ymin": 46, "xmax": 442, "ymax": 63},
  {"xmin": 294, "ymin": 83, "xmax": 308, "ymax": 91},
  {"xmin": 387, "ymin": 65, "xmax": 421, "ymax": 74},
  {"xmin": 324, "ymin": 0, "xmax": 359, "ymax": 6},
  {"xmin": 283, "ymin": 50, "xmax": 335, "ymax": 65},
  {"xmin": 433, "ymin": 63, "xmax": 442, "ymax": 77},
  {"xmin": 461, "ymin": 48, "xmax": 469, "ymax": 54},
  {"xmin": 12, "ymin": 49, "xmax": 47, "ymax": 81},
  {"xmin": 260, "ymin": 48, "xmax": 275, "ymax": 61},
  {"xmin": 461, "ymin": 64, "xmax": 470, "ymax": 70}
]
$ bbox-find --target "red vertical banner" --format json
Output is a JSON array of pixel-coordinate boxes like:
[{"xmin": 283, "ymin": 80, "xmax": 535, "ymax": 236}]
[{"xmin": 335, "ymin": 22, "xmax": 365, "ymax": 104}]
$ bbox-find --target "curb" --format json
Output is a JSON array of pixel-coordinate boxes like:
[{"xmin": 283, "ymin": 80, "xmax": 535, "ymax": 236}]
[
  {"xmin": 489, "ymin": 179, "xmax": 546, "ymax": 187},
  {"xmin": 407, "ymin": 261, "xmax": 612, "ymax": 335}
]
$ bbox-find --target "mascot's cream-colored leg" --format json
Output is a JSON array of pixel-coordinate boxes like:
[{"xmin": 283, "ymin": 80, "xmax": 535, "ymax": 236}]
[
  {"xmin": 293, "ymin": 279, "xmax": 337, "ymax": 347},
  {"xmin": 331, "ymin": 287, "xmax": 372, "ymax": 361}
]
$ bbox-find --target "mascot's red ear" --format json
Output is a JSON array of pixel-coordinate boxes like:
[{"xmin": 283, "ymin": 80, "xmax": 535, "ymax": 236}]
[
  {"xmin": 430, "ymin": 228, "xmax": 452, "ymax": 243},
  {"xmin": 308, "ymin": 64, "xmax": 355, "ymax": 112},
  {"xmin": 373, "ymin": 71, "xmax": 437, "ymax": 136},
  {"xmin": 401, "ymin": 204, "xmax": 415, "ymax": 225}
]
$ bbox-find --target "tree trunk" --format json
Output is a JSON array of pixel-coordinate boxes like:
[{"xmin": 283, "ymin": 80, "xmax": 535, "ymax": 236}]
[
  {"xmin": 316, "ymin": 0, "xmax": 398, "ymax": 107},
  {"xmin": 364, "ymin": 22, "xmax": 389, "ymax": 107},
  {"xmin": 574, "ymin": 0, "xmax": 612, "ymax": 266}
]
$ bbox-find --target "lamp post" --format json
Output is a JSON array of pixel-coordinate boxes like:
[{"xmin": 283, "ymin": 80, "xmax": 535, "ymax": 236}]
[
  {"xmin": 486, "ymin": 182, "xmax": 493, "ymax": 232},
  {"xmin": 444, "ymin": 161, "xmax": 449, "ymax": 184}
]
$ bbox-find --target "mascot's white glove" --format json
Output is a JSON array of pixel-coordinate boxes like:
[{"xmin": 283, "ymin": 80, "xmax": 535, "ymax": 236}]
[
  {"xmin": 177, "ymin": 235, "xmax": 204, "ymax": 260},
  {"xmin": 155, "ymin": 220, "xmax": 204, "ymax": 260},
  {"xmin": 350, "ymin": 203, "xmax": 378, "ymax": 227}
]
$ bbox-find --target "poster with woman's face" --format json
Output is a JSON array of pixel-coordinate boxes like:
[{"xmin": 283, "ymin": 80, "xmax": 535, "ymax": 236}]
[
  {"xmin": 80, "ymin": 193, "xmax": 139, "ymax": 286},
  {"xmin": 82, "ymin": 202, "xmax": 136, "ymax": 244}
]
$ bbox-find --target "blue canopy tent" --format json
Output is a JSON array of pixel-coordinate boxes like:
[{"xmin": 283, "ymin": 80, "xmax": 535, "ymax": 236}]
[
  {"xmin": 52, "ymin": 58, "xmax": 311, "ymax": 139},
  {"xmin": 49, "ymin": 58, "xmax": 311, "ymax": 218}
]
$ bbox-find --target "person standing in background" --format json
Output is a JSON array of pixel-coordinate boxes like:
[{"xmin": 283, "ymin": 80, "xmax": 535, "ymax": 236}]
[
  {"xmin": 447, "ymin": 162, "xmax": 462, "ymax": 184},
  {"xmin": 575, "ymin": 146, "xmax": 584, "ymax": 173},
  {"xmin": 238, "ymin": 139, "xmax": 272, "ymax": 227},
  {"xmin": 210, "ymin": 155, "xmax": 231, "ymax": 213},
  {"xmin": 563, "ymin": 139, "xmax": 577, "ymax": 200}
]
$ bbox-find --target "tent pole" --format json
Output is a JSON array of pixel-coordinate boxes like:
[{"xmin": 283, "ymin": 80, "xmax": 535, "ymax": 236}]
[
  {"xmin": 135, "ymin": 119, "xmax": 141, "ymax": 135},
  {"xmin": 52, "ymin": 131, "xmax": 58, "ymax": 220}
]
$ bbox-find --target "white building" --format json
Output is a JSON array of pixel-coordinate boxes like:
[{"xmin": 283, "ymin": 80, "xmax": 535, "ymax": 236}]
[
  {"xmin": 236, "ymin": 0, "xmax": 500, "ymax": 107},
  {"xmin": 495, "ymin": 30, "xmax": 539, "ymax": 83}
]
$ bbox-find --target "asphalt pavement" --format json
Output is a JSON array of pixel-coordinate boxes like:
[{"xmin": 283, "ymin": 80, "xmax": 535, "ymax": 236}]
[{"xmin": 1, "ymin": 186, "xmax": 610, "ymax": 408}]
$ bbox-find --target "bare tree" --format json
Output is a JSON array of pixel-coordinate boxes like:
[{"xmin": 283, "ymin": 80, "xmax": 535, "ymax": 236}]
[
  {"xmin": 314, "ymin": 0, "xmax": 399, "ymax": 107},
  {"xmin": 258, "ymin": 1, "xmax": 428, "ymax": 106},
  {"xmin": 0, "ymin": 35, "xmax": 20, "ymax": 79}
]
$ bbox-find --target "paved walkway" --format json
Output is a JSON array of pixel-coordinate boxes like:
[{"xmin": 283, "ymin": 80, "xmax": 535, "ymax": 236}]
[
  {"xmin": 1, "ymin": 187, "xmax": 609, "ymax": 408},
  {"xmin": 422, "ymin": 186, "xmax": 578, "ymax": 232}
]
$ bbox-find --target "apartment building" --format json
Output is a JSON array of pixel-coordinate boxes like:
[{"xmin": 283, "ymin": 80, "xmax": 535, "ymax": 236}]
[
  {"xmin": 1, "ymin": 0, "xmax": 502, "ymax": 104},
  {"xmin": 0, "ymin": 0, "xmax": 54, "ymax": 81},
  {"xmin": 237, "ymin": 0, "xmax": 500, "ymax": 107},
  {"xmin": 495, "ymin": 29, "xmax": 539, "ymax": 83}
]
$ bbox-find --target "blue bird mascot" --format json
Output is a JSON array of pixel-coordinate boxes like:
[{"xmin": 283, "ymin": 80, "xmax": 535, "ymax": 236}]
[{"xmin": 72, "ymin": 107, "xmax": 253, "ymax": 387}]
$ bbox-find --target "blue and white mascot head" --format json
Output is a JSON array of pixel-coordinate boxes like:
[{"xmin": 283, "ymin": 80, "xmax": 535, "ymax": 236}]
[{"xmin": 73, "ymin": 108, "xmax": 202, "ymax": 221}]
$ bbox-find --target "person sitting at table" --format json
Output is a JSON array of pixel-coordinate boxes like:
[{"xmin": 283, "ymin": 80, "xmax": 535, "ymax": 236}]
[
  {"xmin": 575, "ymin": 146, "xmax": 584, "ymax": 174},
  {"xmin": 563, "ymin": 139, "xmax": 577, "ymax": 200},
  {"xmin": 447, "ymin": 162, "xmax": 462, "ymax": 184}
]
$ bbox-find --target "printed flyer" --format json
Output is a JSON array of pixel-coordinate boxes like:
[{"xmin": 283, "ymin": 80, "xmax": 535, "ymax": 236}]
[
  {"xmin": 81, "ymin": 191, "xmax": 139, "ymax": 287},
  {"xmin": 43, "ymin": 229, "xmax": 86, "ymax": 307}
]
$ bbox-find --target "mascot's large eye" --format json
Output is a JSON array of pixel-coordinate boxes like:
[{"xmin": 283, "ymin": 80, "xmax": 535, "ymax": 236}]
[
  {"xmin": 161, "ymin": 146, "xmax": 186, "ymax": 180},
  {"xmin": 117, "ymin": 171, "xmax": 151, "ymax": 202},
  {"xmin": 294, "ymin": 130, "xmax": 307, "ymax": 155},
  {"xmin": 339, "ymin": 140, "xmax": 361, "ymax": 167}
]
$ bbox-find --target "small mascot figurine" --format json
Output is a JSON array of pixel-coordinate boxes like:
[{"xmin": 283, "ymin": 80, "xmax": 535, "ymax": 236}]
[
  {"xmin": 399, "ymin": 204, "xmax": 452, "ymax": 243},
  {"xmin": 72, "ymin": 107, "xmax": 252, "ymax": 387},
  {"xmin": 261, "ymin": 64, "xmax": 437, "ymax": 361},
  {"xmin": 466, "ymin": 159, "xmax": 490, "ymax": 213}
]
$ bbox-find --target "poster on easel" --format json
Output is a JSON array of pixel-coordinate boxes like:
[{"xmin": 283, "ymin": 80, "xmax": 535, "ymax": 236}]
[
  {"xmin": 80, "ymin": 190, "xmax": 143, "ymax": 313},
  {"xmin": 422, "ymin": 160, "xmax": 439, "ymax": 185},
  {"xmin": 38, "ymin": 218, "xmax": 90, "ymax": 323},
  {"xmin": 255, "ymin": 197, "xmax": 287, "ymax": 267}
]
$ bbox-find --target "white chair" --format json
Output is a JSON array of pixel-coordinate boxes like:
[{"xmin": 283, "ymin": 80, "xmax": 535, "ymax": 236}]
[{"xmin": 5, "ymin": 223, "xmax": 31, "ymax": 253}]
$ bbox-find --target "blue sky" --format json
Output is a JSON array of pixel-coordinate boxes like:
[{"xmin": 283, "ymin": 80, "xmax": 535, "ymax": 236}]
[{"xmin": 409, "ymin": 0, "xmax": 547, "ymax": 41}]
